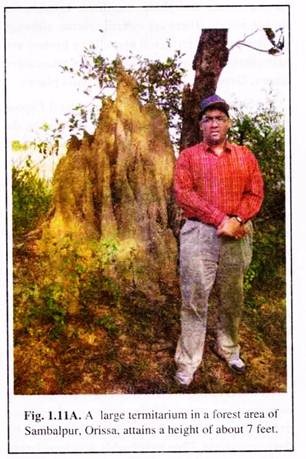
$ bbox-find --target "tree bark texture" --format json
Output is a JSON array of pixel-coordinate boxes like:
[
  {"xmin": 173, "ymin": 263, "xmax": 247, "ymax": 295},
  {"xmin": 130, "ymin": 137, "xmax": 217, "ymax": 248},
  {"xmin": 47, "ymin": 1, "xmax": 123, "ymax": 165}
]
[{"xmin": 180, "ymin": 29, "xmax": 229, "ymax": 150}]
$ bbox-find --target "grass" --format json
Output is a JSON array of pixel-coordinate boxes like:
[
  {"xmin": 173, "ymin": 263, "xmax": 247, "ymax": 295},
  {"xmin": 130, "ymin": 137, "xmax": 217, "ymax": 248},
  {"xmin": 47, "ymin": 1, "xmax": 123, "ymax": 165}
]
[{"xmin": 13, "ymin": 239, "xmax": 287, "ymax": 395}]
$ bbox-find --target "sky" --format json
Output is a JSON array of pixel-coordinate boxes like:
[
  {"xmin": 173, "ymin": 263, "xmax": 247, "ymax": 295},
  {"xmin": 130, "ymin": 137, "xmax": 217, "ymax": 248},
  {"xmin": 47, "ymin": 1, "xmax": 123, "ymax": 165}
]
[{"xmin": 5, "ymin": 4, "xmax": 289, "ymax": 146}]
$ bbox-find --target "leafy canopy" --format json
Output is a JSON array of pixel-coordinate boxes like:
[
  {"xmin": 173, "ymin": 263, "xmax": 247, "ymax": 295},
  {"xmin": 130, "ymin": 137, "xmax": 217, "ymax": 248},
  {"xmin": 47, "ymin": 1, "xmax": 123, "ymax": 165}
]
[{"xmin": 35, "ymin": 40, "xmax": 186, "ymax": 154}]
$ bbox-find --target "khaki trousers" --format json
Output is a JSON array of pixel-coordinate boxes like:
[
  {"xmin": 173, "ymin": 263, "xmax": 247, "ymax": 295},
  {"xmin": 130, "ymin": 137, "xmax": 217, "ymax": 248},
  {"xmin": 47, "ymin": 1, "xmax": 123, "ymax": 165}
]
[{"xmin": 175, "ymin": 219, "xmax": 253, "ymax": 375}]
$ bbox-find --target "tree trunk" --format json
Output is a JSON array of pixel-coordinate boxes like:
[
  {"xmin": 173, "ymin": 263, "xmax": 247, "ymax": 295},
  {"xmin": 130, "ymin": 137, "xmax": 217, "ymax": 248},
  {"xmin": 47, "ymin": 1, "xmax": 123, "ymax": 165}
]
[{"xmin": 180, "ymin": 29, "xmax": 229, "ymax": 149}]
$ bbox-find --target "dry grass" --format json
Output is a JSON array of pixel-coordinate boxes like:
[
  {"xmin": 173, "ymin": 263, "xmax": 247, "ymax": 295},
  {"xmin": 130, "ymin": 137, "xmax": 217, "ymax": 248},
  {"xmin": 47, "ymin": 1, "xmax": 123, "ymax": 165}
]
[{"xmin": 13, "ymin": 242, "xmax": 286, "ymax": 395}]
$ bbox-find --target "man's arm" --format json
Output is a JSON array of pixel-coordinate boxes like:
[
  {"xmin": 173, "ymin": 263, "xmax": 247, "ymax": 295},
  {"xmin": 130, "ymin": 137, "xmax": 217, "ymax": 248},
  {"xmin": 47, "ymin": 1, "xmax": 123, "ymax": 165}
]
[
  {"xmin": 217, "ymin": 150, "xmax": 263, "ymax": 238},
  {"xmin": 234, "ymin": 148, "xmax": 264, "ymax": 222}
]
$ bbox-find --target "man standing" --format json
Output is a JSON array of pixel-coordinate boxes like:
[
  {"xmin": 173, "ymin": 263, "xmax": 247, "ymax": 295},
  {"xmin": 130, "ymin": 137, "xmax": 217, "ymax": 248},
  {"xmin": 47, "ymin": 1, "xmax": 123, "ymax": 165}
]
[{"xmin": 174, "ymin": 94, "xmax": 264, "ymax": 386}]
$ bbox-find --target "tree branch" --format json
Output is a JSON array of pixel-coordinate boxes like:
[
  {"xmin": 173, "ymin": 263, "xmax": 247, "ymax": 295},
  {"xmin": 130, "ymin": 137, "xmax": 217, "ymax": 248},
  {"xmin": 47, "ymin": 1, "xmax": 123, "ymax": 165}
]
[
  {"xmin": 228, "ymin": 29, "xmax": 260, "ymax": 51},
  {"xmin": 229, "ymin": 28, "xmax": 284, "ymax": 55},
  {"xmin": 237, "ymin": 42, "xmax": 274, "ymax": 53},
  {"xmin": 234, "ymin": 42, "xmax": 284, "ymax": 55}
]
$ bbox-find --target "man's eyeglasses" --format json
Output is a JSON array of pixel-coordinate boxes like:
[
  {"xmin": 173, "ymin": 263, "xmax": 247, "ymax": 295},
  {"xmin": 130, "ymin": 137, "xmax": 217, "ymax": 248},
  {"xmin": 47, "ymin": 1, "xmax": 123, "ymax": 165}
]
[{"xmin": 201, "ymin": 116, "xmax": 228, "ymax": 124}]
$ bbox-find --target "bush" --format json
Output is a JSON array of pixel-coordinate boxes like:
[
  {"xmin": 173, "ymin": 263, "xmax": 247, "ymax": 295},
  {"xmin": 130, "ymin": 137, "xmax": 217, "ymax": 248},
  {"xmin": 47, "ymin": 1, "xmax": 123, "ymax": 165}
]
[
  {"xmin": 229, "ymin": 102, "xmax": 285, "ymax": 221},
  {"xmin": 12, "ymin": 159, "xmax": 52, "ymax": 238},
  {"xmin": 14, "ymin": 235, "xmax": 124, "ymax": 338},
  {"xmin": 229, "ymin": 103, "xmax": 285, "ymax": 291}
]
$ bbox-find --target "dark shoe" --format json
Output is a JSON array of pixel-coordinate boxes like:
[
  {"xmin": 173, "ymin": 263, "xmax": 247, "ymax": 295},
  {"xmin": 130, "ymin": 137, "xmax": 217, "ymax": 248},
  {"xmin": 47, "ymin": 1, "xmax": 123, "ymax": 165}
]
[
  {"xmin": 174, "ymin": 370, "xmax": 194, "ymax": 386},
  {"xmin": 211, "ymin": 344, "xmax": 246, "ymax": 374},
  {"xmin": 228, "ymin": 357, "xmax": 246, "ymax": 374}
]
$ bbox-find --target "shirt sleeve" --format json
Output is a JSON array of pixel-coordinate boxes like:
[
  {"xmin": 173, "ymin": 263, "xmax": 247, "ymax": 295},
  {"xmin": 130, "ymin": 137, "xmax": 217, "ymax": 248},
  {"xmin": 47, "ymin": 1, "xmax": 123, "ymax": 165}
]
[
  {"xmin": 236, "ymin": 148, "xmax": 264, "ymax": 222},
  {"xmin": 174, "ymin": 149, "xmax": 226, "ymax": 227}
]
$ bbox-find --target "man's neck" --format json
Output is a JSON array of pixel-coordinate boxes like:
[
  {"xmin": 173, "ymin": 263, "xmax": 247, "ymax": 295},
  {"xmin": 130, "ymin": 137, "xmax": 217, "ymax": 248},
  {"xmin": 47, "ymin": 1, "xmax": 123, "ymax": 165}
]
[{"xmin": 205, "ymin": 140, "xmax": 227, "ymax": 156}]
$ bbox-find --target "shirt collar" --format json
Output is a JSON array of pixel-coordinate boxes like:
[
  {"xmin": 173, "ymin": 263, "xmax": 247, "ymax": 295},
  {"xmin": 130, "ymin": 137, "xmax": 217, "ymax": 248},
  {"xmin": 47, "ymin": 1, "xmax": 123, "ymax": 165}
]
[{"xmin": 202, "ymin": 141, "xmax": 233, "ymax": 154}]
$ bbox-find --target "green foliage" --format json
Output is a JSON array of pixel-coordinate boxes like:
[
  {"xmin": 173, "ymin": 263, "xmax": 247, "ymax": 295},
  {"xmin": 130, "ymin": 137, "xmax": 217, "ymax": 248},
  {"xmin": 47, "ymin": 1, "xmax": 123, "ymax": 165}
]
[
  {"xmin": 14, "ymin": 235, "xmax": 130, "ymax": 340},
  {"xmin": 131, "ymin": 50, "xmax": 185, "ymax": 136},
  {"xmin": 36, "ymin": 42, "xmax": 185, "ymax": 152},
  {"xmin": 25, "ymin": 282, "xmax": 67, "ymax": 338},
  {"xmin": 229, "ymin": 102, "xmax": 285, "ymax": 293},
  {"xmin": 248, "ymin": 221, "xmax": 285, "ymax": 291},
  {"xmin": 229, "ymin": 102, "xmax": 285, "ymax": 220},
  {"xmin": 94, "ymin": 314, "xmax": 118, "ymax": 337},
  {"xmin": 11, "ymin": 140, "xmax": 29, "ymax": 151},
  {"xmin": 12, "ymin": 159, "xmax": 52, "ymax": 238}
]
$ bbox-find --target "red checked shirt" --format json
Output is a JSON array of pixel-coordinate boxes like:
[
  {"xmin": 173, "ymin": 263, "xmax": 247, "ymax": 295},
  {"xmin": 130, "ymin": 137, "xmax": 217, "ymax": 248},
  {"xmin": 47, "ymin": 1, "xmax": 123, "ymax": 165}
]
[{"xmin": 174, "ymin": 142, "xmax": 264, "ymax": 227}]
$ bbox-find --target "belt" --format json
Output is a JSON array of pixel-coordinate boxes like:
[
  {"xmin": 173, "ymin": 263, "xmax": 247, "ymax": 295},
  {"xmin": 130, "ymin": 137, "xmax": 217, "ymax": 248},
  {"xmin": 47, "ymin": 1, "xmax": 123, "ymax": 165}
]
[
  {"xmin": 187, "ymin": 217, "xmax": 202, "ymax": 222},
  {"xmin": 188, "ymin": 216, "xmax": 248, "ymax": 224}
]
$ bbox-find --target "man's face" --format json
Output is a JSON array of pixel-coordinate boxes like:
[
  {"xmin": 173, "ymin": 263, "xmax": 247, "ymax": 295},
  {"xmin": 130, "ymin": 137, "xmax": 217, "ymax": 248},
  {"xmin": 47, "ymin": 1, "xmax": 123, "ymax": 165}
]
[{"xmin": 199, "ymin": 108, "xmax": 231, "ymax": 145}]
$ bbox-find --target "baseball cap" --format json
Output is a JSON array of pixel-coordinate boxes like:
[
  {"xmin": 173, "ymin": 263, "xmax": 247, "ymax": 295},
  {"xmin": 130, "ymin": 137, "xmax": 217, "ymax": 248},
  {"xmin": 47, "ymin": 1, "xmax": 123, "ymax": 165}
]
[{"xmin": 199, "ymin": 94, "xmax": 230, "ymax": 117}]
